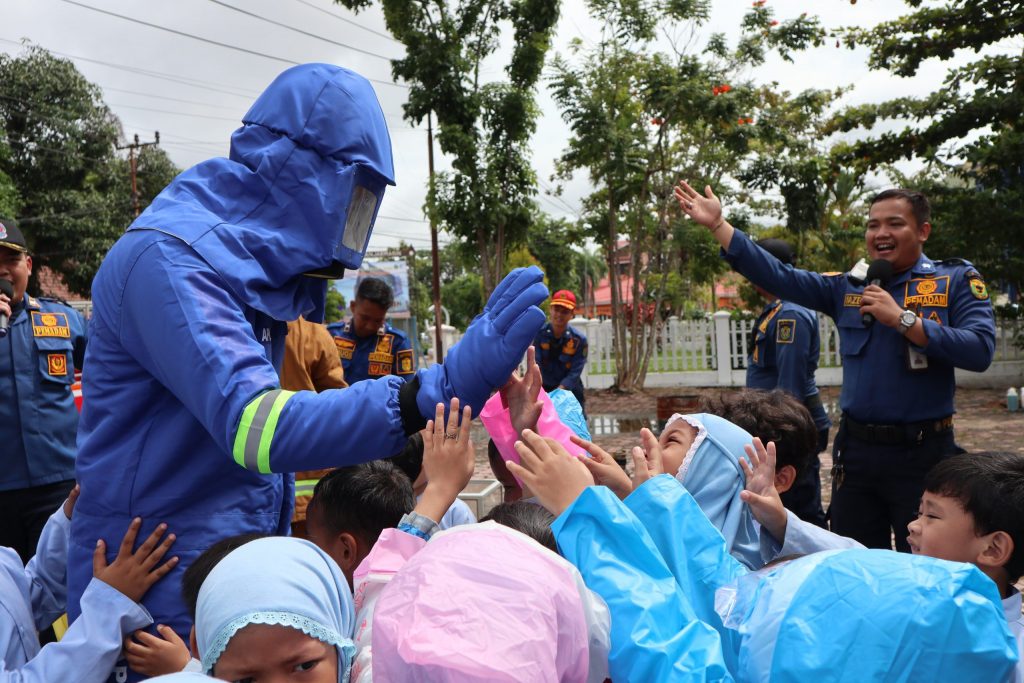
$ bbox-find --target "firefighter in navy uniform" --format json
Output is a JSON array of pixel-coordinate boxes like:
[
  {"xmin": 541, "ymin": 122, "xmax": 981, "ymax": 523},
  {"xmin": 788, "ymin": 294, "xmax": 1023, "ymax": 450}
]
[
  {"xmin": 0, "ymin": 217, "xmax": 87, "ymax": 563},
  {"xmin": 533, "ymin": 289, "xmax": 588, "ymax": 410},
  {"xmin": 327, "ymin": 276, "xmax": 415, "ymax": 383},
  {"xmin": 745, "ymin": 238, "xmax": 831, "ymax": 529},
  {"xmin": 676, "ymin": 182, "xmax": 995, "ymax": 551}
]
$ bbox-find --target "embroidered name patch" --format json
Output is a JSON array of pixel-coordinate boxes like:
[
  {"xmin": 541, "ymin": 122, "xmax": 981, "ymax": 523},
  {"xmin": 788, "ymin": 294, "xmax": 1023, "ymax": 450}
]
[
  {"xmin": 904, "ymin": 276, "xmax": 949, "ymax": 307},
  {"xmin": 31, "ymin": 311, "xmax": 70, "ymax": 338},
  {"xmin": 334, "ymin": 337, "xmax": 355, "ymax": 360},
  {"xmin": 844, "ymin": 294, "xmax": 862, "ymax": 307},
  {"xmin": 47, "ymin": 353, "xmax": 68, "ymax": 376},
  {"xmin": 368, "ymin": 351, "xmax": 393, "ymax": 364}
]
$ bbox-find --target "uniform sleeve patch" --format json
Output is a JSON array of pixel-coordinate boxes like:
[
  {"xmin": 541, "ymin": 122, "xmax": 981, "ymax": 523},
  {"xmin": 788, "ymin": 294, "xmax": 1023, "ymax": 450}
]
[
  {"xmin": 397, "ymin": 348, "xmax": 415, "ymax": 375},
  {"xmin": 969, "ymin": 278, "xmax": 989, "ymax": 300},
  {"xmin": 47, "ymin": 353, "xmax": 68, "ymax": 376},
  {"xmin": 776, "ymin": 319, "xmax": 796, "ymax": 344}
]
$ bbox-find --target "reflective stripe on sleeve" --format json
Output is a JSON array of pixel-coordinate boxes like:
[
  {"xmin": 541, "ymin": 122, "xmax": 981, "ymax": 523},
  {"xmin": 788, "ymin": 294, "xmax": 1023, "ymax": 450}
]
[{"xmin": 232, "ymin": 389, "xmax": 296, "ymax": 473}]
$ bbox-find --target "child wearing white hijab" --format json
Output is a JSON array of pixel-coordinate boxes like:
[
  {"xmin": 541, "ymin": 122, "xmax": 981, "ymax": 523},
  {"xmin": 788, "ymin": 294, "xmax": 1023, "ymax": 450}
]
[{"xmin": 193, "ymin": 536, "xmax": 355, "ymax": 682}]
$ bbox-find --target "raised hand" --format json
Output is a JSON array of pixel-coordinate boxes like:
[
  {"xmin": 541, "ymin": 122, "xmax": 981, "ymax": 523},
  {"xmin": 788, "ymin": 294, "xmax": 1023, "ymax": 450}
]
[
  {"xmin": 630, "ymin": 428, "xmax": 665, "ymax": 489},
  {"xmin": 739, "ymin": 438, "xmax": 788, "ymax": 542},
  {"xmin": 572, "ymin": 435, "xmax": 633, "ymax": 500},
  {"xmin": 92, "ymin": 519, "xmax": 178, "ymax": 603},
  {"xmin": 507, "ymin": 429, "xmax": 594, "ymax": 516},
  {"xmin": 415, "ymin": 398, "xmax": 475, "ymax": 524},
  {"xmin": 674, "ymin": 180, "xmax": 723, "ymax": 230},
  {"xmin": 502, "ymin": 345, "xmax": 543, "ymax": 436}
]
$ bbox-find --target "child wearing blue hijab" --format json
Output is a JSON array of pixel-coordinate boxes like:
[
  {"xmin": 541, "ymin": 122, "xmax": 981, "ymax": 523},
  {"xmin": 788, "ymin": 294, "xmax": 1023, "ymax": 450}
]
[{"xmin": 194, "ymin": 536, "xmax": 355, "ymax": 682}]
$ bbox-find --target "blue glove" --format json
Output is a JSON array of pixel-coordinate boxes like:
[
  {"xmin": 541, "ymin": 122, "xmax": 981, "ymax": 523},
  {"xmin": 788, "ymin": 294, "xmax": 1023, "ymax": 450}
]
[{"xmin": 415, "ymin": 266, "xmax": 548, "ymax": 417}]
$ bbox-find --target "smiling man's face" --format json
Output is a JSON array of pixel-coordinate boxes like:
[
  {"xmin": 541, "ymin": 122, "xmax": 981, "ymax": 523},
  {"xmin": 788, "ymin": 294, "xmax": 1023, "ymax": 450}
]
[{"xmin": 865, "ymin": 197, "xmax": 930, "ymax": 274}]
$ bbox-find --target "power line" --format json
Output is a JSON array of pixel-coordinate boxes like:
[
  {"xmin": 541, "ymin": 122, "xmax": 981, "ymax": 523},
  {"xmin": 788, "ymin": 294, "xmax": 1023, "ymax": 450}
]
[
  {"xmin": 205, "ymin": 0, "xmax": 400, "ymax": 65},
  {"xmin": 100, "ymin": 86, "xmax": 243, "ymax": 112},
  {"xmin": 292, "ymin": 0, "xmax": 398, "ymax": 44},
  {"xmin": 57, "ymin": 0, "xmax": 407, "ymax": 90},
  {"xmin": 106, "ymin": 101, "xmax": 241, "ymax": 123}
]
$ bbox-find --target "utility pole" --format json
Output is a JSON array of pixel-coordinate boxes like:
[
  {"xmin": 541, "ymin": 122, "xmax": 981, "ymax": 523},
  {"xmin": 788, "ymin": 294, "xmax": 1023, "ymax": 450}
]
[
  {"xmin": 117, "ymin": 132, "xmax": 160, "ymax": 217},
  {"xmin": 426, "ymin": 112, "xmax": 444, "ymax": 361}
]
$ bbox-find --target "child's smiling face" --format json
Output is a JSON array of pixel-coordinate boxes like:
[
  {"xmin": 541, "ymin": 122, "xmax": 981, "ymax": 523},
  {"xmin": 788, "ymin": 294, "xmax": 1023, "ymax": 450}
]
[
  {"xmin": 213, "ymin": 623, "xmax": 337, "ymax": 683},
  {"xmin": 906, "ymin": 491, "xmax": 987, "ymax": 563}
]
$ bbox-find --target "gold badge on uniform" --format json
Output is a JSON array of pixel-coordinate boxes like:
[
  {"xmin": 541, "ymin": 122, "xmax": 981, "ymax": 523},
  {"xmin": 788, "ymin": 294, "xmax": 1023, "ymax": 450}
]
[
  {"xmin": 31, "ymin": 311, "xmax": 71, "ymax": 338},
  {"xmin": 47, "ymin": 353, "xmax": 68, "ymax": 376},
  {"xmin": 563, "ymin": 339, "xmax": 577, "ymax": 355},
  {"xmin": 397, "ymin": 348, "xmax": 414, "ymax": 375},
  {"xmin": 776, "ymin": 319, "xmax": 795, "ymax": 344}
]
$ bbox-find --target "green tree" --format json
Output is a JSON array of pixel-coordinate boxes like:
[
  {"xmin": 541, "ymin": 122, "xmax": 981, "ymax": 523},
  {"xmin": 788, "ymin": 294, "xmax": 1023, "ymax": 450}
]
[
  {"xmin": 335, "ymin": 0, "xmax": 560, "ymax": 296},
  {"xmin": 0, "ymin": 46, "xmax": 179, "ymax": 295},
  {"xmin": 324, "ymin": 286, "xmax": 347, "ymax": 324},
  {"xmin": 830, "ymin": 0, "xmax": 1024, "ymax": 292},
  {"xmin": 526, "ymin": 213, "xmax": 586, "ymax": 294},
  {"xmin": 550, "ymin": 0, "xmax": 821, "ymax": 390}
]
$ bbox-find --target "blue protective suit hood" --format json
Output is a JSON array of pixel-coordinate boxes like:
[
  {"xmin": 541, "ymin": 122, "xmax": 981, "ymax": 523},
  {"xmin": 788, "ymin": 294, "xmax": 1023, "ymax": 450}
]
[{"xmin": 128, "ymin": 63, "xmax": 395, "ymax": 322}]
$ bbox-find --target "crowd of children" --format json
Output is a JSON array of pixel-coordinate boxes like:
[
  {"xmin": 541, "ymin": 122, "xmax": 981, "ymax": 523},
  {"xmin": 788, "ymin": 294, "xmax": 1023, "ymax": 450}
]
[{"xmin": 2, "ymin": 337, "xmax": 1023, "ymax": 682}]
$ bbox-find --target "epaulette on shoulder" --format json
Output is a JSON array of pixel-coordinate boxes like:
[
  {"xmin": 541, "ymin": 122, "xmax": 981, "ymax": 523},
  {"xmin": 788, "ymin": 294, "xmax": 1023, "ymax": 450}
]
[{"xmin": 934, "ymin": 258, "xmax": 974, "ymax": 268}]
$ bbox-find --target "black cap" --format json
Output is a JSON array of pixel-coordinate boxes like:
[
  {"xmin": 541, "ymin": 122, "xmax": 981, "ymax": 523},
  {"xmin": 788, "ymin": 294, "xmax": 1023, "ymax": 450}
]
[
  {"xmin": 755, "ymin": 238, "xmax": 795, "ymax": 266},
  {"xmin": 0, "ymin": 218, "xmax": 27, "ymax": 253}
]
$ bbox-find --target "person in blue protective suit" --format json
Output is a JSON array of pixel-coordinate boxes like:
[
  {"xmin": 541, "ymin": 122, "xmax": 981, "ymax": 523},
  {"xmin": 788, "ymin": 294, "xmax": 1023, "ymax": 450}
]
[
  {"xmin": 508, "ymin": 431, "xmax": 1019, "ymax": 682},
  {"xmin": 744, "ymin": 238, "xmax": 830, "ymax": 529},
  {"xmin": 327, "ymin": 277, "xmax": 415, "ymax": 384},
  {"xmin": 534, "ymin": 289, "xmax": 588, "ymax": 410},
  {"xmin": 67, "ymin": 63, "xmax": 547, "ymax": 682},
  {"xmin": 676, "ymin": 181, "xmax": 996, "ymax": 552},
  {"xmin": 0, "ymin": 217, "xmax": 87, "ymax": 565}
]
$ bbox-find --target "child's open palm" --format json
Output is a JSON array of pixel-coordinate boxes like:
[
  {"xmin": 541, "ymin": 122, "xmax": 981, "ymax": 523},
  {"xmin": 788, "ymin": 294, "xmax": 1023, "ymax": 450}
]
[{"xmin": 92, "ymin": 518, "xmax": 178, "ymax": 603}]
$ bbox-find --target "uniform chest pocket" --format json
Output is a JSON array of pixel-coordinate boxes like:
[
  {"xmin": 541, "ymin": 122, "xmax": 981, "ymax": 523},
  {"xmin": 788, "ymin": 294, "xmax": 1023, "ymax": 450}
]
[
  {"xmin": 34, "ymin": 336, "xmax": 73, "ymax": 385},
  {"xmin": 836, "ymin": 310, "xmax": 870, "ymax": 358}
]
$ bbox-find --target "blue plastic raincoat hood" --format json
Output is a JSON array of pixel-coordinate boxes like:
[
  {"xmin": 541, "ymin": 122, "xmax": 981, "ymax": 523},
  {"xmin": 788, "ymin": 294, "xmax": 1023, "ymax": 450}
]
[{"xmin": 127, "ymin": 63, "xmax": 395, "ymax": 322}]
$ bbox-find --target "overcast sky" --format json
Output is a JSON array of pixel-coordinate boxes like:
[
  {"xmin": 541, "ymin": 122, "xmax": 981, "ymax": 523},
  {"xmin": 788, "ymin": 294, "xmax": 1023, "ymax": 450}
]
[{"xmin": 0, "ymin": 0, "xmax": 983, "ymax": 251}]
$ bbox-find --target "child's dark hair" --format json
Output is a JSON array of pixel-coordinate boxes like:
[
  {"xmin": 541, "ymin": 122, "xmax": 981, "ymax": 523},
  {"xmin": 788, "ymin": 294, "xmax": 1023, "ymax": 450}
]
[
  {"xmin": 388, "ymin": 433, "xmax": 424, "ymax": 484},
  {"xmin": 309, "ymin": 460, "xmax": 415, "ymax": 548},
  {"xmin": 698, "ymin": 389, "xmax": 817, "ymax": 475},
  {"xmin": 925, "ymin": 451, "xmax": 1024, "ymax": 580},
  {"xmin": 182, "ymin": 533, "xmax": 267, "ymax": 620},
  {"xmin": 481, "ymin": 502, "xmax": 557, "ymax": 552}
]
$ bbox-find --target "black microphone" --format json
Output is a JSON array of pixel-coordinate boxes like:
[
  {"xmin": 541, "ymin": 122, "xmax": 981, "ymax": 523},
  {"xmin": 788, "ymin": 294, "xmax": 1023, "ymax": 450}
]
[
  {"xmin": 861, "ymin": 259, "xmax": 893, "ymax": 327},
  {"xmin": 0, "ymin": 279, "xmax": 12, "ymax": 338}
]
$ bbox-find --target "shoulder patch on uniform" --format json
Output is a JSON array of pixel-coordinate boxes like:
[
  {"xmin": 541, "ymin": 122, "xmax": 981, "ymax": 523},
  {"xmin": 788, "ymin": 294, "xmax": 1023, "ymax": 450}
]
[
  {"xmin": 776, "ymin": 319, "xmax": 796, "ymax": 344},
  {"xmin": 397, "ymin": 348, "xmax": 414, "ymax": 375},
  {"xmin": 969, "ymin": 277, "xmax": 989, "ymax": 300},
  {"xmin": 31, "ymin": 311, "xmax": 71, "ymax": 338}
]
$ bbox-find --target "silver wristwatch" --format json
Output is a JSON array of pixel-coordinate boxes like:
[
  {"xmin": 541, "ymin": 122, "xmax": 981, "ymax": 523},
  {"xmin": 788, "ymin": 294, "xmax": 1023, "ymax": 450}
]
[{"xmin": 897, "ymin": 309, "xmax": 918, "ymax": 335}]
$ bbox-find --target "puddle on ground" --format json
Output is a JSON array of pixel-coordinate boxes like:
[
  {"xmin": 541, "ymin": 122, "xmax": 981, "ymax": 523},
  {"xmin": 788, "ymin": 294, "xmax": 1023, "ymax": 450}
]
[{"xmin": 588, "ymin": 414, "xmax": 657, "ymax": 436}]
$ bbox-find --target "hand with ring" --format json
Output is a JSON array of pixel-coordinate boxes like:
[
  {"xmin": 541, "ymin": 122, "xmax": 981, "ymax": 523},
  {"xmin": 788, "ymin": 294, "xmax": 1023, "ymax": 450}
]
[{"xmin": 413, "ymin": 397, "xmax": 475, "ymax": 525}]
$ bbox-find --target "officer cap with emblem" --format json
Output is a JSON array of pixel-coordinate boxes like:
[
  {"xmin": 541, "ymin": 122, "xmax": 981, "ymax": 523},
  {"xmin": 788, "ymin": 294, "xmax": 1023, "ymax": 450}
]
[
  {"xmin": 550, "ymin": 289, "xmax": 578, "ymax": 311},
  {"xmin": 0, "ymin": 217, "xmax": 28, "ymax": 253}
]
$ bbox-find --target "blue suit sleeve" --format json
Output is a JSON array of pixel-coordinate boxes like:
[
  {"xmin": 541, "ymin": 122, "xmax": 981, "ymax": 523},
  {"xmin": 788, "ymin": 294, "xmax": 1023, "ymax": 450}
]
[
  {"xmin": 121, "ymin": 242, "xmax": 409, "ymax": 475},
  {"xmin": 773, "ymin": 312, "xmax": 814, "ymax": 398},
  {"xmin": 917, "ymin": 273, "xmax": 995, "ymax": 372},
  {"xmin": 552, "ymin": 486, "xmax": 735, "ymax": 682},
  {"xmin": 0, "ymin": 578, "xmax": 151, "ymax": 683},
  {"xmin": 724, "ymin": 230, "xmax": 840, "ymax": 318},
  {"xmin": 24, "ymin": 508, "xmax": 70, "ymax": 631}
]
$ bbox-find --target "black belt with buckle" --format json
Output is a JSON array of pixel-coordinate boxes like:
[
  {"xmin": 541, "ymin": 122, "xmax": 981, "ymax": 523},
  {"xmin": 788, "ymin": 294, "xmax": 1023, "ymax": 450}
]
[{"xmin": 842, "ymin": 414, "xmax": 954, "ymax": 446}]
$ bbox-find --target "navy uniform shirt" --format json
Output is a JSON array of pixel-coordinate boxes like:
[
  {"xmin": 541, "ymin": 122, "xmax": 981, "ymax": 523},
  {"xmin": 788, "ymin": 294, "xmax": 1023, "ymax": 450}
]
[
  {"xmin": 725, "ymin": 229, "xmax": 995, "ymax": 424},
  {"xmin": 326, "ymin": 320, "xmax": 415, "ymax": 384},
  {"xmin": 534, "ymin": 322, "xmax": 588, "ymax": 393},
  {"xmin": 0, "ymin": 296, "xmax": 87, "ymax": 491},
  {"xmin": 746, "ymin": 299, "xmax": 832, "ymax": 432}
]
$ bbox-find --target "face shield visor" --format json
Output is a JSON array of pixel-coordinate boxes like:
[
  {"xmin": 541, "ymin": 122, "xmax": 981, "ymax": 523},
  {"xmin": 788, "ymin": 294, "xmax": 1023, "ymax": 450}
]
[{"xmin": 304, "ymin": 163, "xmax": 387, "ymax": 279}]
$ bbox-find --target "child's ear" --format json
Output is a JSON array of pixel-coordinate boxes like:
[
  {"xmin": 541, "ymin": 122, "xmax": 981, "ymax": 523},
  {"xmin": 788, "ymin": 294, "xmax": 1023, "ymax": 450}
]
[
  {"xmin": 189, "ymin": 625, "xmax": 200, "ymax": 660},
  {"xmin": 335, "ymin": 532, "xmax": 361, "ymax": 570},
  {"xmin": 773, "ymin": 465, "xmax": 797, "ymax": 494},
  {"xmin": 977, "ymin": 531, "xmax": 1014, "ymax": 571}
]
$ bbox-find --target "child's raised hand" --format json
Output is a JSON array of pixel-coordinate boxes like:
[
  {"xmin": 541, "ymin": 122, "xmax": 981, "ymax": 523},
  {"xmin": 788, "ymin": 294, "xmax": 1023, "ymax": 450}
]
[
  {"xmin": 415, "ymin": 398, "xmax": 475, "ymax": 524},
  {"xmin": 124, "ymin": 625, "xmax": 191, "ymax": 676},
  {"xmin": 507, "ymin": 429, "xmax": 594, "ymax": 516},
  {"xmin": 502, "ymin": 346, "xmax": 543, "ymax": 436},
  {"xmin": 92, "ymin": 518, "xmax": 178, "ymax": 603},
  {"xmin": 630, "ymin": 428, "xmax": 665, "ymax": 490},
  {"xmin": 62, "ymin": 483, "xmax": 80, "ymax": 520},
  {"xmin": 739, "ymin": 438, "xmax": 788, "ymax": 542},
  {"xmin": 572, "ymin": 435, "xmax": 632, "ymax": 500}
]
